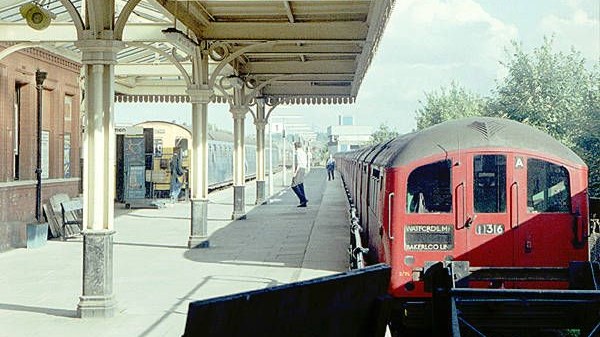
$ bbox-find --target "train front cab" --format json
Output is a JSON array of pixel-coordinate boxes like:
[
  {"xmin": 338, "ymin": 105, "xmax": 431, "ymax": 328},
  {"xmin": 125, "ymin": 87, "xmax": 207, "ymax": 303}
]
[{"xmin": 378, "ymin": 150, "xmax": 589, "ymax": 332}]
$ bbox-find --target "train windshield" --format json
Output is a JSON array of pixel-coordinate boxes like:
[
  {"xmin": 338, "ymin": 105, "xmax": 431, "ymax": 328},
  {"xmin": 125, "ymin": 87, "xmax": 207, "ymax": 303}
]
[
  {"xmin": 406, "ymin": 160, "xmax": 452, "ymax": 213},
  {"xmin": 473, "ymin": 154, "xmax": 507, "ymax": 213},
  {"xmin": 527, "ymin": 159, "xmax": 571, "ymax": 213}
]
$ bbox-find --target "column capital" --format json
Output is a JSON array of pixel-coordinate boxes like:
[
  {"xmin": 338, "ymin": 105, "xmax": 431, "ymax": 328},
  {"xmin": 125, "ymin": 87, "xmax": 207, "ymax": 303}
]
[
  {"xmin": 230, "ymin": 105, "xmax": 248, "ymax": 120},
  {"xmin": 75, "ymin": 39, "xmax": 125, "ymax": 65},
  {"xmin": 187, "ymin": 86, "xmax": 212, "ymax": 104},
  {"xmin": 254, "ymin": 120, "xmax": 267, "ymax": 129}
]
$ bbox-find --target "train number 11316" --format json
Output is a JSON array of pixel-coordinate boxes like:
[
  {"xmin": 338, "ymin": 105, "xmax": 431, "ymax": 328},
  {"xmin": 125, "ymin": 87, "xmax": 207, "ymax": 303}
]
[{"xmin": 475, "ymin": 224, "xmax": 504, "ymax": 235}]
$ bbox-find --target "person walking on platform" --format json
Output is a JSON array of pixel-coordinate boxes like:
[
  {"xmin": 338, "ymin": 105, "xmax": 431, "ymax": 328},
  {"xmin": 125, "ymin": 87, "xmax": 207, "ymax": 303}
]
[
  {"xmin": 169, "ymin": 151, "xmax": 184, "ymax": 202},
  {"xmin": 291, "ymin": 141, "xmax": 309, "ymax": 207},
  {"xmin": 326, "ymin": 155, "xmax": 336, "ymax": 181}
]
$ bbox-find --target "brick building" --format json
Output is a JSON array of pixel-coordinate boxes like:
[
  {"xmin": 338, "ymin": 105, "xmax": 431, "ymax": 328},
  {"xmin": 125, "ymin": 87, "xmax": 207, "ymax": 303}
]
[{"xmin": 0, "ymin": 44, "xmax": 82, "ymax": 251}]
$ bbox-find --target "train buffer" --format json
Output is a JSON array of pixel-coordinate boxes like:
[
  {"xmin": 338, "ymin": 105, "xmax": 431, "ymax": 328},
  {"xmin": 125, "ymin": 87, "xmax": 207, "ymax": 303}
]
[
  {"xmin": 182, "ymin": 264, "xmax": 392, "ymax": 337},
  {"xmin": 424, "ymin": 261, "xmax": 600, "ymax": 337}
]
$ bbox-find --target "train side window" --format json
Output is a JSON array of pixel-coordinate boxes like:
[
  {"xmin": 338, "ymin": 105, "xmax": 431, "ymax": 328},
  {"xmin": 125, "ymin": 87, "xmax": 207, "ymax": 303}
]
[
  {"xmin": 370, "ymin": 177, "xmax": 378, "ymax": 210},
  {"xmin": 370, "ymin": 169, "xmax": 380, "ymax": 210},
  {"xmin": 527, "ymin": 159, "xmax": 571, "ymax": 213},
  {"xmin": 406, "ymin": 160, "xmax": 452, "ymax": 213},
  {"xmin": 473, "ymin": 154, "xmax": 506, "ymax": 213}
]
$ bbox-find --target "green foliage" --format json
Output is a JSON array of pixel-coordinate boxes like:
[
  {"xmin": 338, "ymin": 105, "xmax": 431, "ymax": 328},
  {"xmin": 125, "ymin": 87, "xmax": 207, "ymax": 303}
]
[
  {"xmin": 414, "ymin": 37, "xmax": 600, "ymax": 196},
  {"xmin": 488, "ymin": 38, "xmax": 595, "ymax": 148},
  {"xmin": 369, "ymin": 123, "xmax": 399, "ymax": 144},
  {"xmin": 488, "ymin": 38, "xmax": 600, "ymax": 196},
  {"xmin": 415, "ymin": 81, "xmax": 486, "ymax": 130}
]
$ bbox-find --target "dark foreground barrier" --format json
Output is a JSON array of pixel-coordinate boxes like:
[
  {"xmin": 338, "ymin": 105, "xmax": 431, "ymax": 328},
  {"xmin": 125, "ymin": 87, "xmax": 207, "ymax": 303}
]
[
  {"xmin": 182, "ymin": 264, "xmax": 391, "ymax": 337},
  {"xmin": 424, "ymin": 261, "xmax": 600, "ymax": 337}
]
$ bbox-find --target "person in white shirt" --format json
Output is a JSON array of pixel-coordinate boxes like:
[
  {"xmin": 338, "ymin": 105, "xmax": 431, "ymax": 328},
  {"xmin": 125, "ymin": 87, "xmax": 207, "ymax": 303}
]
[{"xmin": 291, "ymin": 141, "xmax": 308, "ymax": 207}]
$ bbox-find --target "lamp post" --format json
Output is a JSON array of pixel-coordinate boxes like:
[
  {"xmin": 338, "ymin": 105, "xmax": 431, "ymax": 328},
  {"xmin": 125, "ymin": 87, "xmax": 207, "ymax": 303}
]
[
  {"xmin": 282, "ymin": 124, "xmax": 287, "ymax": 186},
  {"xmin": 268, "ymin": 122, "xmax": 273, "ymax": 197},
  {"xmin": 35, "ymin": 69, "xmax": 47, "ymax": 223}
]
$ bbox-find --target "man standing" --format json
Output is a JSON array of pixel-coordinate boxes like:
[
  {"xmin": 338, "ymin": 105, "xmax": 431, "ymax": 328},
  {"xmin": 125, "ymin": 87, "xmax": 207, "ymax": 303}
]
[
  {"xmin": 326, "ymin": 155, "xmax": 336, "ymax": 181},
  {"xmin": 291, "ymin": 141, "xmax": 308, "ymax": 207},
  {"xmin": 169, "ymin": 151, "xmax": 184, "ymax": 202}
]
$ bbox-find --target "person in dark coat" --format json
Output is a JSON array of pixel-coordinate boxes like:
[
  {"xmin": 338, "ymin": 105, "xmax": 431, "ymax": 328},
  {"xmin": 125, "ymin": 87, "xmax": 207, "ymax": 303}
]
[
  {"xmin": 170, "ymin": 151, "xmax": 184, "ymax": 202},
  {"xmin": 326, "ymin": 155, "xmax": 336, "ymax": 181}
]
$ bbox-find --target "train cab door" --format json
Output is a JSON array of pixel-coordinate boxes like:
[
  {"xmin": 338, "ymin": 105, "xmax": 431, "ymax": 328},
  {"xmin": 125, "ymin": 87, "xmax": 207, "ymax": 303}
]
[
  {"xmin": 405, "ymin": 159, "xmax": 458, "ymax": 259},
  {"xmin": 462, "ymin": 153, "xmax": 514, "ymax": 267},
  {"xmin": 511, "ymin": 156, "xmax": 586, "ymax": 268}
]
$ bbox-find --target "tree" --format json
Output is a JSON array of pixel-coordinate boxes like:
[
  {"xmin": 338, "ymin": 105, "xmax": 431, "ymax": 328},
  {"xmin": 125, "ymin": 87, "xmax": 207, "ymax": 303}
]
[
  {"xmin": 488, "ymin": 37, "xmax": 600, "ymax": 196},
  {"xmin": 573, "ymin": 64, "xmax": 600, "ymax": 196},
  {"xmin": 413, "ymin": 38, "xmax": 599, "ymax": 196},
  {"xmin": 415, "ymin": 81, "xmax": 486, "ymax": 130},
  {"xmin": 487, "ymin": 37, "xmax": 595, "ymax": 148},
  {"xmin": 369, "ymin": 123, "xmax": 399, "ymax": 144}
]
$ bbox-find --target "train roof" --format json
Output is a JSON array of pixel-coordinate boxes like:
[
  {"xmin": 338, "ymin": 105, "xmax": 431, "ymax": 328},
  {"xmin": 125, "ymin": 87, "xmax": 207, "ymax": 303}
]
[
  {"xmin": 371, "ymin": 117, "xmax": 585, "ymax": 168},
  {"xmin": 133, "ymin": 120, "xmax": 257, "ymax": 145}
]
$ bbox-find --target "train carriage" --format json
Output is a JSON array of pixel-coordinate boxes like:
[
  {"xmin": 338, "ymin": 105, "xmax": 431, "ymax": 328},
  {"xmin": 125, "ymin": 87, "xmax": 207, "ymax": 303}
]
[
  {"xmin": 118, "ymin": 121, "xmax": 283, "ymax": 200},
  {"xmin": 337, "ymin": 117, "xmax": 595, "ymax": 334}
]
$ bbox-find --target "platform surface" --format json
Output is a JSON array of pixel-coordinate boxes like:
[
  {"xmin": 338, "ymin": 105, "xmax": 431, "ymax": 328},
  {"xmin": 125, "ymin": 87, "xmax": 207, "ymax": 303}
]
[{"xmin": 0, "ymin": 167, "xmax": 350, "ymax": 337}]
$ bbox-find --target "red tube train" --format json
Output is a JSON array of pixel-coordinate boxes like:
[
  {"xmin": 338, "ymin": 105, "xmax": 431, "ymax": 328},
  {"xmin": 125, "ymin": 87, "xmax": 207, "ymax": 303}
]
[{"xmin": 336, "ymin": 117, "xmax": 591, "ymax": 330}]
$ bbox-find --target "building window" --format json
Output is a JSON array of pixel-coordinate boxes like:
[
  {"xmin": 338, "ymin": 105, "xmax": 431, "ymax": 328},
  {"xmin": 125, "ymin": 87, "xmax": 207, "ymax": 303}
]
[
  {"xmin": 14, "ymin": 84, "xmax": 21, "ymax": 180},
  {"xmin": 473, "ymin": 154, "xmax": 506, "ymax": 213},
  {"xmin": 64, "ymin": 95, "xmax": 72, "ymax": 121},
  {"xmin": 527, "ymin": 159, "xmax": 571, "ymax": 213},
  {"xmin": 407, "ymin": 160, "xmax": 452, "ymax": 213}
]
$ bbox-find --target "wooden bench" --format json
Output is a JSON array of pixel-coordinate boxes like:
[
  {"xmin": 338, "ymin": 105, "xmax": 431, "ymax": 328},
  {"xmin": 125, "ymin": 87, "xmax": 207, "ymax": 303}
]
[{"xmin": 60, "ymin": 199, "xmax": 83, "ymax": 240}]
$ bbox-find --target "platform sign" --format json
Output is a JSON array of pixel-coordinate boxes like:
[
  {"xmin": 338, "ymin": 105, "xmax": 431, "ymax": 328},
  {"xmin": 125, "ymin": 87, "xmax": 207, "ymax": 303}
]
[
  {"xmin": 115, "ymin": 126, "xmax": 143, "ymax": 135},
  {"xmin": 41, "ymin": 130, "xmax": 49, "ymax": 179},
  {"xmin": 123, "ymin": 136, "xmax": 146, "ymax": 201}
]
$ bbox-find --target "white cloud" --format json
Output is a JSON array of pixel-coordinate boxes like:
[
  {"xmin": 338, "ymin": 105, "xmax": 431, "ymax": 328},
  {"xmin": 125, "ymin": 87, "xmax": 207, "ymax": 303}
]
[
  {"xmin": 347, "ymin": 0, "xmax": 518, "ymax": 132},
  {"xmin": 538, "ymin": 2, "xmax": 599, "ymax": 63},
  {"xmin": 382, "ymin": 0, "xmax": 518, "ymax": 68}
]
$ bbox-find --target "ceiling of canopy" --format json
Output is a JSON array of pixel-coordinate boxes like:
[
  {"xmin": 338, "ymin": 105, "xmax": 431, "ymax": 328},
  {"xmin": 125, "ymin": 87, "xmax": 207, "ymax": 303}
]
[{"xmin": 0, "ymin": 0, "xmax": 394, "ymax": 105}]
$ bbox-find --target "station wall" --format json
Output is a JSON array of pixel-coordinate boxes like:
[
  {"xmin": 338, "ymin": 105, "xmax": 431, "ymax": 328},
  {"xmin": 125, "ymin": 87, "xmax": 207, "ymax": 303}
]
[{"xmin": 0, "ymin": 44, "xmax": 82, "ymax": 251}]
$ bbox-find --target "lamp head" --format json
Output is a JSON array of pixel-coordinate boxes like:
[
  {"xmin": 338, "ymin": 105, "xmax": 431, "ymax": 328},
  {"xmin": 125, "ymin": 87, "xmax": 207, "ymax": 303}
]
[
  {"xmin": 35, "ymin": 69, "xmax": 47, "ymax": 86},
  {"xmin": 20, "ymin": 2, "xmax": 56, "ymax": 30}
]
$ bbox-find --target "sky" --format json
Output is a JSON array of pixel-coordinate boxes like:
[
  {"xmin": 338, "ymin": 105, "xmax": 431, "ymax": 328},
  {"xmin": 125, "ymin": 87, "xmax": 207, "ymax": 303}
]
[{"xmin": 115, "ymin": 0, "xmax": 599, "ymax": 135}]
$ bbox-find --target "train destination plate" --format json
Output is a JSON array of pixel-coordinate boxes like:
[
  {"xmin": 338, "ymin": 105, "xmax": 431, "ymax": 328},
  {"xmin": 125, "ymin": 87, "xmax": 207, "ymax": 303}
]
[{"xmin": 405, "ymin": 225, "xmax": 454, "ymax": 251}]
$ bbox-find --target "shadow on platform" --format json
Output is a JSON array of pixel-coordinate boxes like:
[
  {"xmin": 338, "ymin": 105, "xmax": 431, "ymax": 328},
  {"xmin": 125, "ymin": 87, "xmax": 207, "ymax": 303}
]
[
  {"xmin": 0, "ymin": 303, "xmax": 78, "ymax": 318},
  {"xmin": 183, "ymin": 168, "xmax": 329, "ymax": 269}
]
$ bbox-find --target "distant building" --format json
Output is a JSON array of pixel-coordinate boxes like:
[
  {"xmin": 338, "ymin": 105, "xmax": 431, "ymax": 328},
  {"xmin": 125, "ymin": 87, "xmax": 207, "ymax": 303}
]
[
  {"xmin": 327, "ymin": 115, "xmax": 372, "ymax": 154},
  {"xmin": 339, "ymin": 115, "xmax": 354, "ymax": 126}
]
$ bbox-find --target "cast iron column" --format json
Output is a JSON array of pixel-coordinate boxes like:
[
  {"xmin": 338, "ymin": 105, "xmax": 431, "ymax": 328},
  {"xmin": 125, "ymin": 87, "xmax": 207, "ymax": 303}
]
[
  {"xmin": 75, "ymin": 39, "xmax": 123, "ymax": 318},
  {"xmin": 231, "ymin": 98, "xmax": 248, "ymax": 220},
  {"xmin": 187, "ymin": 87, "xmax": 211, "ymax": 248},
  {"xmin": 187, "ymin": 45, "xmax": 211, "ymax": 248},
  {"xmin": 35, "ymin": 70, "xmax": 47, "ymax": 223},
  {"xmin": 254, "ymin": 99, "xmax": 267, "ymax": 205}
]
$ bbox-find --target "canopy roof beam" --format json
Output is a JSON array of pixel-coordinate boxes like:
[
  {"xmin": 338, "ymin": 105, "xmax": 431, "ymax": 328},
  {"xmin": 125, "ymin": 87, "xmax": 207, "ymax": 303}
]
[{"xmin": 0, "ymin": 22, "xmax": 171, "ymax": 42}]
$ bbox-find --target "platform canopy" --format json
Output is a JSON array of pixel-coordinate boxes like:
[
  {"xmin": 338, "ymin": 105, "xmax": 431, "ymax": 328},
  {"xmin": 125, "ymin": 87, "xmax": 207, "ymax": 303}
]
[{"xmin": 0, "ymin": 0, "xmax": 394, "ymax": 105}]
